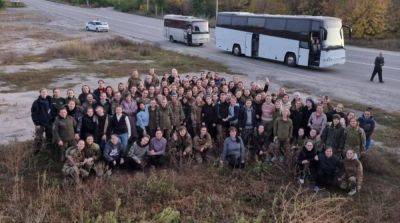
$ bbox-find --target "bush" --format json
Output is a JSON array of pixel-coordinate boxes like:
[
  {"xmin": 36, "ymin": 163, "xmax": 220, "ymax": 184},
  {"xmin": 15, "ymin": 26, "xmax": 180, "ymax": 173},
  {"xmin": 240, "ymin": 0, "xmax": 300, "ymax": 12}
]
[
  {"xmin": 153, "ymin": 207, "xmax": 181, "ymax": 223},
  {"xmin": 0, "ymin": 0, "xmax": 5, "ymax": 9}
]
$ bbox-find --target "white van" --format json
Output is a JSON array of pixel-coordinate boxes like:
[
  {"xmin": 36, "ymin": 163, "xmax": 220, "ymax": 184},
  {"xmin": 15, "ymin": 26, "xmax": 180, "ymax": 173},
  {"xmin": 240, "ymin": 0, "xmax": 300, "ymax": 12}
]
[{"xmin": 163, "ymin": 14, "xmax": 210, "ymax": 46}]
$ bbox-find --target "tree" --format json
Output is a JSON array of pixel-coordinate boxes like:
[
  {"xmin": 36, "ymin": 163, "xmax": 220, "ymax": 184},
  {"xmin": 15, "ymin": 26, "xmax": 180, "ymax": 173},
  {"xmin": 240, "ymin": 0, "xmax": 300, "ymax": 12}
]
[
  {"xmin": 248, "ymin": 0, "xmax": 288, "ymax": 14},
  {"xmin": 347, "ymin": 0, "xmax": 389, "ymax": 39}
]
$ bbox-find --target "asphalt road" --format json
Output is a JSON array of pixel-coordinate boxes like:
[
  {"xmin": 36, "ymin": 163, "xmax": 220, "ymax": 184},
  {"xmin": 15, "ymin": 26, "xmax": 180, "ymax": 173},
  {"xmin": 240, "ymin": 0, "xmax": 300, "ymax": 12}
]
[{"xmin": 24, "ymin": 0, "xmax": 400, "ymax": 111}]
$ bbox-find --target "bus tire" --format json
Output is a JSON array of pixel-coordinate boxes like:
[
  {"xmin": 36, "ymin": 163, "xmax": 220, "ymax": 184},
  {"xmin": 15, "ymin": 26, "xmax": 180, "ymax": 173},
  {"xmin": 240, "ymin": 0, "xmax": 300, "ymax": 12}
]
[
  {"xmin": 232, "ymin": 44, "xmax": 242, "ymax": 56},
  {"xmin": 285, "ymin": 53, "xmax": 297, "ymax": 67},
  {"xmin": 199, "ymin": 43, "xmax": 203, "ymax": 46},
  {"xmin": 169, "ymin": 35, "xmax": 174, "ymax": 43}
]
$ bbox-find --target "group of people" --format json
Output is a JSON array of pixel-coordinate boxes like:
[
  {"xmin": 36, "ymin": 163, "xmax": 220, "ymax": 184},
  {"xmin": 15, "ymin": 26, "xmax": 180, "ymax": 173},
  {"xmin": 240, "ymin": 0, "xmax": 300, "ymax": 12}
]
[{"xmin": 31, "ymin": 68, "xmax": 375, "ymax": 195}]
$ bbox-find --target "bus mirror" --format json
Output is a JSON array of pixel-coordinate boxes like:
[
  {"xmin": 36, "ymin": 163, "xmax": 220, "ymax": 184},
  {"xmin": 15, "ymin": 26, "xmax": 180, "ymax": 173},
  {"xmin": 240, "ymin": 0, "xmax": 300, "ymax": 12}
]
[
  {"xmin": 320, "ymin": 28, "xmax": 327, "ymax": 41},
  {"xmin": 343, "ymin": 25, "xmax": 352, "ymax": 39}
]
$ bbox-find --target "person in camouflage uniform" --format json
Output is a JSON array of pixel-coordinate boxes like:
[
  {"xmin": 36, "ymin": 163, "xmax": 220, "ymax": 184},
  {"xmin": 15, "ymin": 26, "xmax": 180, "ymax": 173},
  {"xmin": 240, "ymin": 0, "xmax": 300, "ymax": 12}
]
[
  {"xmin": 168, "ymin": 126, "xmax": 193, "ymax": 166},
  {"xmin": 339, "ymin": 149, "xmax": 364, "ymax": 196},
  {"xmin": 344, "ymin": 118, "xmax": 366, "ymax": 158},
  {"xmin": 193, "ymin": 126, "xmax": 213, "ymax": 163},
  {"xmin": 53, "ymin": 107, "xmax": 78, "ymax": 161},
  {"xmin": 62, "ymin": 140, "xmax": 90, "ymax": 184},
  {"xmin": 157, "ymin": 97, "xmax": 173, "ymax": 139},
  {"xmin": 83, "ymin": 135, "xmax": 102, "ymax": 176}
]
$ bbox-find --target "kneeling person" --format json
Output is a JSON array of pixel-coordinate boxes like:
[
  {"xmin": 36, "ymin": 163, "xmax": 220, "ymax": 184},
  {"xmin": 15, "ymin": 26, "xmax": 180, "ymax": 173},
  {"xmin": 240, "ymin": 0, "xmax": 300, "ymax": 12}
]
[
  {"xmin": 193, "ymin": 126, "xmax": 213, "ymax": 163},
  {"xmin": 126, "ymin": 135, "xmax": 150, "ymax": 169},
  {"xmin": 169, "ymin": 126, "xmax": 193, "ymax": 165},
  {"xmin": 103, "ymin": 134, "xmax": 125, "ymax": 168},
  {"xmin": 220, "ymin": 127, "xmax": 246, "ymax": 168},
  {"xmin": 340, "ymin": 149, "xmax": 363, "ymax": 196},
  {"xmin": 62, "ymin": 140, "xmax": 90, "ymax": 183},
  {"xmin": 84, "ymin": 135, "xmax": 102, "ymax": 176}
]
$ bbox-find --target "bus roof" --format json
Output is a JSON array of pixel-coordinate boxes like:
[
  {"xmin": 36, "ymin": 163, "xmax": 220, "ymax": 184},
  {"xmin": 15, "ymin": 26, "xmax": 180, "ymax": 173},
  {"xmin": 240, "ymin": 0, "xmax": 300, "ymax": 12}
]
[
  {"xmin": 218, "ymin": 12, "xmax": 341, "ymax": 23},
  {"xmin": 163, "ymin": 14, "xmax": 207, "ymax": 23}
]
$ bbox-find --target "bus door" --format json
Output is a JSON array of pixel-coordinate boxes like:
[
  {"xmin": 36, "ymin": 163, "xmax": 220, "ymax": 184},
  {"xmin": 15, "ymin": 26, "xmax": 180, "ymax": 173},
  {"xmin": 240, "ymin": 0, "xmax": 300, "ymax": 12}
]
[
  {"xmin": 251, "ymin": 34, "xmax": 259, "ymax": 57},
  {"xmin": 298, "ymin": 41, "xmax": 310, "ymax": 66},
  {"xmin": 309, "ymin": 32, "xmax": 321, "ymax": 66}
]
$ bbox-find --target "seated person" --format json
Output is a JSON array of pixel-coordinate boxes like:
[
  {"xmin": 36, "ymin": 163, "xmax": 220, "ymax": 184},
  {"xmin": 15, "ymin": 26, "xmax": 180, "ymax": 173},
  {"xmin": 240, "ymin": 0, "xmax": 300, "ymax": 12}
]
[
  {"xmin": 249, "ymin": 124, "xmax": 269, "ymax": 162},
  {"xmin": 296, "ymin": 140, "xmax": 317, "ymax": 184},
  {"xmin": 168, "ymin": 126, "xmax": 193, "ymax": 165},
  {"xmin": 339, "ymin": 149, "xmax": 363, "ymax": 196},
  {"xmin": 313, "ymin": 147, "xmax": 342, "ymax": 192},
  {"xmin": 148, "ymin": 129, "xmax": 167, "ymax": 167},
  {"xmin": 126, "ymin": 135, "xmax": 150, "ymax": 170},
  {"xmin": 292, "ymin": 128, "xmax": 306, "ymax": 152},
  {"xmin": 220, "ymin": 127, "xmax": 246, "ymax": 168},
  {"xmin": 62, "ymin": 140, "xmax": 90, "ymax": 184},
  {"xmin": 103, "ymin": 134, "xmax": 125, "ymax": 168},
  {"xmin": 193, "ymin": 126, "xmax": 213, "ymax": 163},
  {"xmin": 83, "ymin": 135, "xmax": 102, "ymax": 176}
]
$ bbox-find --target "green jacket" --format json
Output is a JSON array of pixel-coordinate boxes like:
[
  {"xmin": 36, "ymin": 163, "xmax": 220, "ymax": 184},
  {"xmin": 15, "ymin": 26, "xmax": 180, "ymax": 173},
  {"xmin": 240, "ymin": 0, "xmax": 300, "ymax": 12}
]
[
  {"xmin": 84, "ymin": 143, "xmax": 101, "ymax": 162},
  {"xmin": 273, "ymin": 117, "xmax": 293, "ymax": 140},
  {"xmin": 53, "ymin": 115, "xmax": 76, "ymax": 143},
  {"xmin": 345, "ymin": 126, "xmax": 366, "ymax": 155},
  {"xmin": 170, "ymin": 101, "xmax": 185, "ymax": 127},
  {"xmin": 157, "ymin": 105, "xmax": 173, "ymax": 130}
]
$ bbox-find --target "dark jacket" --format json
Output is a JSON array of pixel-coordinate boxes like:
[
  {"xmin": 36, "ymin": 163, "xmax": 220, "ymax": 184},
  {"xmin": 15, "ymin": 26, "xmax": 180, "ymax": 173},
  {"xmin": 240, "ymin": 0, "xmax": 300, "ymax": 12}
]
[
  {"xmin": 290, "ymin": 107, "xmax": 304, "ymax": 136},
  {"xmin": 103, "ymin": 141, "xmax": 123, "ymax": 162},
  {"xmin": 301, "ymin": 107, "xmax": 316, "ymax": 129},
  {"xmin": 317, "ymin": 154, "xmax": 342, "ymax": 176},
  {"xmin": 201, "ymin": 103, "xmax": 218, "ymax": 125},
  {"xmin": 50, "ymin": 97, "xmax": 66, "ymax": 120},
  {"xmin": 80, "ymin": 114, "xmax": 98, "ymax": 139},
  {"xmin": 108, "ymin": 114, "xmax": 129, "ymax": 135},
  {"xmin": 68, "ymin": 107, "xmax": 84, "ymax": 134},
  {"xmin": 31, "ymin": 96, "xmax": 52, "ymax": 126},
  {"xmin": 374, "ymin": 56, "xmax": 384, "ymax": 68},
  {"xmin": 321, "ymin": 123, "xmax": 346, "ymax": 152},
  {"xmin": 95, "ymin": 114, "xmax": 109, "ymax": 142},
  {"xmin": 358, "ymin": 115, "xmax": 375, "ymax": 138},
  {"xmin": 95, "ymin": 100, "xmax": 112, "ymax": 115},
  {"xmin": 52, "ymin": 115, "xmax": 76, "ymax": 143},
  {"xmin": 216, "ymin": 100, "xmax": 229, "ymax": 124},
  {"xmin": 297, "ymin": 147, "xmax": 317, "ymax": 166},
  {"xmin": 238, "ymin": 106, "xmax": 257, "ymax": 129}
]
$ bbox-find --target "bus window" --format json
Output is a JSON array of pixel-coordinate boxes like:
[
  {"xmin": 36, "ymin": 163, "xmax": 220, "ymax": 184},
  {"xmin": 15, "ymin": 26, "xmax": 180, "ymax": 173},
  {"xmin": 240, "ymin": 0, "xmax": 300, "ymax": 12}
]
[
  {"xmin": 286, "ymin": 19, "xmax": 310, "ymax": 35},
  {"xmin": 248, "ymin": 17, "xmax": 265, "ymax": 27},
  {"xmin": 217, "ymin": 15, "xmax": 232, "ymax": 26},
  {"xmin": 232, "ymin": 16, "xmax": 248, "ymax": 27},
  {"xmin": 265, "ymin": 18, "xmax": 286, "ymax": 31},
  {"xmin": 311, "ymin": 21, "xmax": 321, "ymax": 31},
  {"xmin": 192, "ymin": 22, "xmax": 209, "ymax": 33}
]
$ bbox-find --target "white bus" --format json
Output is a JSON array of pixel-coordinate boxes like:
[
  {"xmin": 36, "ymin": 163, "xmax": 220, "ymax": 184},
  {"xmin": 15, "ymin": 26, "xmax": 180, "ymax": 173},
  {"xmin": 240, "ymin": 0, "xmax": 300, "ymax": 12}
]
[
  {"xmin": 216, "ymin": 12, "xmax": 351, "ymax": 68},
  {"xmin": 163, "ymin": 14, "xmax": 210, "ymax": 46}
]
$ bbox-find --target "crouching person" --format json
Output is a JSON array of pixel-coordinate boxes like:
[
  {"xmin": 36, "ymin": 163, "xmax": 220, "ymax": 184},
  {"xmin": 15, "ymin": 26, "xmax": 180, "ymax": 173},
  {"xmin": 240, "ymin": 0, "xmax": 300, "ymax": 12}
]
[
  {"xmin": 296, "ymin": 140, "xmax": 317, "ymax": 184},
  {"xmin": 193, "ymin": 126, "xmax": 213, "ymax": 163},
  {"xmin": 249, "ymin": 125, "xmax": 269, "ymax": 162},
  {"xmin": 62, "ymin": 140, "xmax": 89, "ymax": 184},
  {"xmin": 220, "ymin": 127, "xmax": 246, "ymax": 169},
  {"xmin": 168, "ymin": 126, "xmax": 193, "ymax": 166},
  {"xmin": 84, "ymin": 135, "xmax": 102, "ymax": 176},
  {"xmin": 148, "ymin": 129, "xmax": 167, "ymax": 167},
  {"xmin": 339, "ymin": 149, "xmax": 363, "ymax": 196},
  {"xmin": 313, "ymin": 147, "xmax": 342, "ymax": 192},
  {"xmin": 103, "ymin": 134, "xmax": 125, "ymax": 168},
  {"xmin": 126, "ymin": 135, "xmax": 150, "ymax": 170}
]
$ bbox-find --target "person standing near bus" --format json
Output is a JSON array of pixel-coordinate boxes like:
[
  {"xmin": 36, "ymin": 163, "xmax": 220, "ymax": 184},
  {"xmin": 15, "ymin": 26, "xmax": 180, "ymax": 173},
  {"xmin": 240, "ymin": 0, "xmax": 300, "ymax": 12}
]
[
  {"xmin": 370, "ymin": 53, "xmax": 384, "ymax": 83},
  {"xmin": 186, "ymin": 25, "xmax": 193, "ymax": 45}
]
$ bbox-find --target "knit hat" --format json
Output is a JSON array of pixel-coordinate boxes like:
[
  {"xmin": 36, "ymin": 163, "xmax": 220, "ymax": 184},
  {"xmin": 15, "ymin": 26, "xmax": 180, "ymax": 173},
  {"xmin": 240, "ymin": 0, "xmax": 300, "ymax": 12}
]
[{"xmin": 332, "ymin": 114, "xmax": 341, "ymax": 120}]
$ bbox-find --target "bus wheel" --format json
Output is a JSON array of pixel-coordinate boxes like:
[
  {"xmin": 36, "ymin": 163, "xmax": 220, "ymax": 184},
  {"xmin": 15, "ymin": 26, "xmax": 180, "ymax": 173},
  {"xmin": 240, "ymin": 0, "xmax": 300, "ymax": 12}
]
[
  {"xmin": 199, "ymin": 43, "xmax": 203, "ymax": 46},
  {"xmin": 169, "ymin": 36, "xmax": 174, "ymax": 43},
  {"xmin": 285, "ymin": 53, "xmax": 297, "ymax": 67},
  {"xmin": 232, "ymin": 44, "xmax": 242, "ymax": 56}
]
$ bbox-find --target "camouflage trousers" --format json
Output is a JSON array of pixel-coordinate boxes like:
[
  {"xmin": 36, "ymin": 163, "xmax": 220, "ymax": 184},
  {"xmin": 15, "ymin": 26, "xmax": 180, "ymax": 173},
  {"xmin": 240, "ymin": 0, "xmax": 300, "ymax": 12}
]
[
  {"xmin": 339, "ymin": 176, "xmax": 357, "ymax": 190},
  {"xmin": 62, "ymin": 165, "xmax": 90, "ymax": 182}
]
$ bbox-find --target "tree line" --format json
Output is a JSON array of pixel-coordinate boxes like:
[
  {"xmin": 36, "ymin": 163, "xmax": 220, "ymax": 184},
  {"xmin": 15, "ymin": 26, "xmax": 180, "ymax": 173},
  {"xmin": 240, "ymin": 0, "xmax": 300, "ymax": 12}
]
[{"xmin": 64, "ymin": 0, "xmax": 400, "ymax": 40}]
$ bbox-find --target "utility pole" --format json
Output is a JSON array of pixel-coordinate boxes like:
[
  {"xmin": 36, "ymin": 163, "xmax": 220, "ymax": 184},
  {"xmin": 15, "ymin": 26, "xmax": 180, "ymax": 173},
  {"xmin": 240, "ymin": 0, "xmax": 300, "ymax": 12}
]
[{"xmin": 215, "ymin": 0, "xmax": 218, "ymax": 18}]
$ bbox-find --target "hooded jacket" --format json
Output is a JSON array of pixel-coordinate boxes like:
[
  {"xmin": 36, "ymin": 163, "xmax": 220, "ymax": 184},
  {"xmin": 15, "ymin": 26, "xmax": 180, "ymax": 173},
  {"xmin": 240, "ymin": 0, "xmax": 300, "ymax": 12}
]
[
  {"xmin": 31, "ymin": 96, "xmax": 52, "ymax": 126},
  {"xmin": 358, "ymin": 115, "xmax": 375, "ymax": 138}
]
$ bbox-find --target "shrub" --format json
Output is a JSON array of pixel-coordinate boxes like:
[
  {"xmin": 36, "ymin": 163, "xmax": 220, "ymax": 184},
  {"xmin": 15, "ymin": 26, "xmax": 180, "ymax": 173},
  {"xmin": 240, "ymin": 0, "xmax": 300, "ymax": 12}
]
[
  {"xmin": 153, "ymin": 207, "xmax": 181, "ymax": 223},
  {"xmin": 0, "ymin": 0, "xmax": 5, "ymax": 9}
]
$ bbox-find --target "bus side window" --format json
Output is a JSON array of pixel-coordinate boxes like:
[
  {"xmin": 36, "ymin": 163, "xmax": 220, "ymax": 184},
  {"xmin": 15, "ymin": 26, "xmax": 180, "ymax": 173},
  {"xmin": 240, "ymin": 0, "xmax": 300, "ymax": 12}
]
[{"xmin": 300, "ymin": 41, "xmax": 309, "ymax": 49}]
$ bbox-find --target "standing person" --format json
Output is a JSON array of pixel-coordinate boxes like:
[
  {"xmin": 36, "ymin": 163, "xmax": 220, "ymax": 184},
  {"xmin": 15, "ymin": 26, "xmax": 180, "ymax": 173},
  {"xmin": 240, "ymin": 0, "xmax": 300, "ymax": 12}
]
[
  {"xmin": 170, "ymin": 93, "xmax": 185, "ymax": 131},
  {"xmin": 339, "ymin": 149, "xmax": 363, "ymax": 196},
  {"xmin": 126, "ymin": 135, "xmax": 150, "ymax": 170},
  {"xmin": 273, "ymin": 109, "xmax": 293, "ymax": 160},
  {"xmin": 107, "ymin": 106, "xmax": 131, "ymax": 153},
  {"xmin": 93, "ymin": 79, "xmax": 107, "ymax": 102},
  {"xmin": 128, "ymin": 70, "xmax": 141, "ymax": 90},
  {"xmin": 110, "ymin": 92, "xmax": 122, "ymax": 116},
  {"xmin": 148, "ymin": 129, "xmax": 167, "ymax": 167},
  {"xmin": 224, "ymin": 97, "xmax": 240, "ymax": 128},
  {"xmin": 261, "ymin": 94, "xmax": 275, "ymax": 143},
  {"xmin": 370, "ymin": 52, "xmax": 384, "ymax": 83},
  {"xmin": 191, "ymin": 96, "xmax": 204, "ymax": 135},
  {"xmin": 358, "ymin": 109, "xmax": 375, "ymax": 150},
  {"xmin": 147, "ymin": 99, "xmax": 159, "ymax": 137},
  {"xmin": 53, "ymin": 107, "xmax": 78, "ymax": 161},
  {"xmin": 66, "ymin": 100, "xmax": 83, "ymax": 135},
  {"xmin": 51, "ymin": 88, "xmax": 66, "ymax": 120},
  {"xmin": 79, "ymin": 107, "xmax": 98, "ymax": 140},
  {"xmin": 103, "ymin": 134, "xmax": 125, "ymax": 168},
  {"xmin": 157, "ymin": 97, "xmax": 174, "ymax": 139},
  {"xmin": 220, "ymin": 127, "xmax": 246, "ymax": 168},
  {"xmin": 31, "ymin": 88, "xmax": 53, "ymax": 149},
  {"xmin": 313, "ymin": 147, "xmax": 342, "ymax": 192},
  {"xmin": 308, "ymin": 105, "xmax": 327, "ymax": 136},
  {"xmin": 193, "ymin": 126, "xmax": 213, "ymax": 163},
  {"xmin": 238, "ymin": 99, "xmax": 256, "ymax": 146},
  {"xmin": 66, "ymin": 89, "xmax": 81, "ymax": 106},
  {"xmin": 121, "ymin": 93, "xmax": 138, "ymax": 141},
  {"xmin": 95, "ymin": 92, "xmax": 111, "ymax": 115},
  {"xmin": 290, "ymin": 100, "xmax": 305, "ymax": 139},
  {"xmin": 136, "ymin": 102, "xmax": 149, "ymax": 139},
  {"xmin": 302, "ymin": 98, "xmax": 316, "ymax": 136},
  {"xmin": 321, "ymin": 114, "xmax": 346, "ymax": 156},
  {"xmin": 344, "ymin": 118, "xmax": 366, "ymax": 158},
  {"xmin": 201, "ymin": 96, "xmax": 218, "ymax": 139},
  {"xmin": 78, "ymin": 85, "xmax": 91, "ymax": 105},
  {"xmin": 216, "ymin": 92, "xmax": 230, "ymax": 146},
  {"xmin": 182, "ymin": 97, "xmax": 195, "ymax": 137},
  {"xmin": 94, "ymin": 106, "xmax": 108, "ymax": 151}
]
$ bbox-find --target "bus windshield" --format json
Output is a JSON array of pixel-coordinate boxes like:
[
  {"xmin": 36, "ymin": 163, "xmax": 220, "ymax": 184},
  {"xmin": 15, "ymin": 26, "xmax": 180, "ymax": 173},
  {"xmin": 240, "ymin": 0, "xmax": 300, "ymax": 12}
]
[
  {"xmin": 192, "ymin": 21, "xmax": 209, "ymax": 33},
  {"xmin": 323, "ymin": 20, "xmax": 344, "ymax": 50}
]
